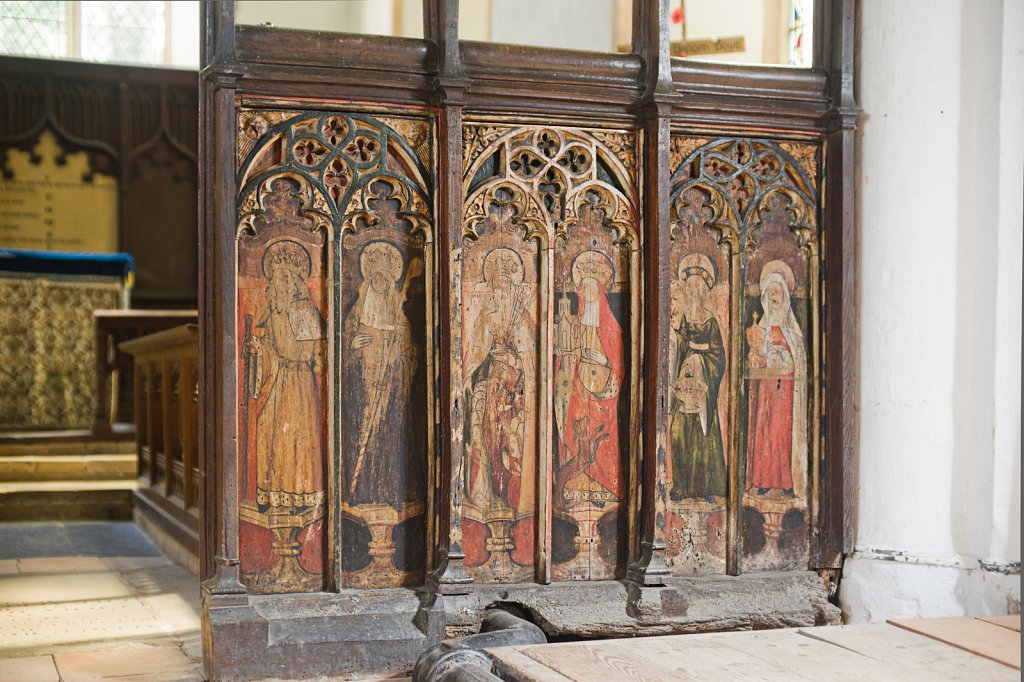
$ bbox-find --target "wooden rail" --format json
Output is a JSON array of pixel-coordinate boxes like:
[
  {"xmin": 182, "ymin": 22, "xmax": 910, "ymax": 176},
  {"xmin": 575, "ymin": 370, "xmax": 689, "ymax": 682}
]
[
  {"xmin": 93, "ymin": 310, "xmax": 197, "ymax": 437},
  {"xmin": 119, "ymin": 324, "xmax": 200, "ymax": 558}
]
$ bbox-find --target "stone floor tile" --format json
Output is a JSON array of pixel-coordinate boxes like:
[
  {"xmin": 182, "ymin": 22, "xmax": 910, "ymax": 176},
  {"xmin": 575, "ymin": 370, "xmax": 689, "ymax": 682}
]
[
  {"xmin": 118, "ymin": 565, "xmax": 199, "ymax": 599},
  {"xmin": 136, "ymin": 591, "xmax": 201, "ymax": 633},
  {"xmin": 17, "ymin": 556, "xmax": 109, "ymax": 574},
  {"xmin": 0, "ymin": 597, "xmax": 167, "ymax": 655},
  {"xmin": 97, "ymin": 672, "xmax": 204, "ymax": 682},
  {"xmin": 179, "ymin": 633, "xmax": 203, "ymax": 665},
  {"xmin": 0, "ymin": 654, "xmax": 60, "ymax": 682},
  {"xmin": 0, "ymin": 569, "xmax": 130, "ymax": 606},
  {"xmin": 54, "ymin": 643, "xmax": 198, "ymax": 681},
  {"xmin": 0, "ymin": 558, "xmax": 19, "ymax": 574},
  {"xmin": 102, "ymin": 556, "xmax": 174, "ymax": 572},
  {"xmin": 0, "ymin": 523, "xmax": 73, "ymax": 559},
  {"xmin": 65, "ymin": 522, "xmax": 161, "ymax": 558}
]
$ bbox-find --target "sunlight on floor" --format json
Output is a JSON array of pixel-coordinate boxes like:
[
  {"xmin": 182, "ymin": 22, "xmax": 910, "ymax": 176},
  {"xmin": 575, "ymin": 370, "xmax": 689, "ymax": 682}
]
[{"xmin": 0, "ymin": 522, "xmax": 202, "ymax": 681}]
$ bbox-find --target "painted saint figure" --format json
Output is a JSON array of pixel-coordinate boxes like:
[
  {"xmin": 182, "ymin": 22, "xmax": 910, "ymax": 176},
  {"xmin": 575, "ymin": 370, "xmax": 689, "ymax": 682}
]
[
  {"xmin": 745, "ymin": 259, "xmax": 808, "ymax": 496},
  {"xmin": 465, "ymin": 247, "xmax": 538, "ymax": 522},
  {"xmin": 553, "ymin": 250, "xmax": 624, "ymax": 504},
  {"xmin": 249, "ymin": 240, "xmax": 325, "ymax": 512},
  {"xmin": 344, "ymin": 240, "xmax": 419, "ymax": 507},
  {"xmin": 669, "ymin": 253, "xmax": 726, "ymax": 500}
]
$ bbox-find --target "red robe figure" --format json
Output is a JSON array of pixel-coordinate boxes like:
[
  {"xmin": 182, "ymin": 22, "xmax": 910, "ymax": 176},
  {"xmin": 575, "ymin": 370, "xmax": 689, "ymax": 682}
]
[
  {"xmin": 554, "ymin": 251, "xmax": 625, "ymax": 505},
  {"xmin": 745, "ymin": 261, "xmax": 808, "ymax": 496}
]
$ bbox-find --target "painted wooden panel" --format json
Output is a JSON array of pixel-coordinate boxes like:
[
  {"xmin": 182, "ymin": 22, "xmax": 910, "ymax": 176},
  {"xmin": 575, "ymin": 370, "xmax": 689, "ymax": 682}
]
[
  {"xmin": 236, "ymin": 109, "xmax": 434, "ymax": 592},
  {"xmin": 551, "ymin": 189, "xmax": 633, "ymax": 581},
  {"xmin": 461, "ymin": 183, "xmax": 544, "ymax": 583},
  {"xmin": 669, "ymin": 135, "xmax": 820, "ymax": 573},
  {"xmin": 339, "ymin": 174, "xmax": 431, "ymax": 588},
  {"xmin": 461, "ymin": 124, "xmax": 639, "ymax": 583},
  {"xmin": 236, "ymin": 175, "xmax": 329, "ymax": 593},
  {"xmin": 664, "ymin": 183, "xmax": 735, "ymax": 575}
]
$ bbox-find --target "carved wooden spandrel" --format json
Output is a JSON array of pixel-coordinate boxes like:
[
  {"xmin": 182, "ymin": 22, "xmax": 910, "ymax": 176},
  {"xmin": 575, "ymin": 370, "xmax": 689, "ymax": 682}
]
[{"xmin": 670, "ymin": 135, "xmax": 821, "ymax": 574}]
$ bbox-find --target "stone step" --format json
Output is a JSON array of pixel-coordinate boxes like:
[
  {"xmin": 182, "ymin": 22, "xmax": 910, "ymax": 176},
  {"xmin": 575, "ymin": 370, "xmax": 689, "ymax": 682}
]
[
  {"xmin": 210, "ymin": 589, "xmax": 441, "ymax": 679},
  {"xmin": 0, "ymin": 435, "xmax": 135, "ymax": 457},
  {"xmin": 0, "ymin": 480, "xmax": 137, "ymax": 521},
  {"xmin": 0, "ymin": 454, "xmax": 137, "ymax": 482}
]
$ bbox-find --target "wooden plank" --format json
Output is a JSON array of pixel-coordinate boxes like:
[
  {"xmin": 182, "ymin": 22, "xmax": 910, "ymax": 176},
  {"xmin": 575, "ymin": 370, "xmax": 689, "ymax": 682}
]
[
  {"xmin": 976, "ymin": 615, "xmax": 1021, "ymax": 632},
  {"xmin": 889, "ymin": 617, "xmax": 1021, "ymax": 669},
  {"xmin": 512, "ymin": 629, "xmax": 900, "ymax": 682},
  {"xmin": 500, "ymin": 625, "xmax": 1024, "ymax": 682},
  {"xmin": 598, "ymin": 633, "xmax": 807, "ymax": 682},
  {"xmin": 488, "ymin": 647, "xmax": 575, "ymax": 682},
  {"xmin": 519, "ymin": 638, "xmax": 696, "ymax": 682},
  {"xmin": 799, "ymin": 623, "xmax": 1018, "ymax": 681},
  {"xmin": 699, "ymin": 628, "xmax": 905, "ymax": 682}
]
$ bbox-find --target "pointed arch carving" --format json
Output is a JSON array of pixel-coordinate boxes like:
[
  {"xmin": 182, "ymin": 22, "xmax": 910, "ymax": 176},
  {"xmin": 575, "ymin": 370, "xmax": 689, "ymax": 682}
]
[
  {"xmin": 235, "ymin": 107, "xmax": 436, "ymax": 593},
  {"xmin": 459, "ymin": 121, "xmax": 641, "ymax": 583},
  {"xmin": 667, "ymin": 134, "xmax": 822, "ymax": 575}
]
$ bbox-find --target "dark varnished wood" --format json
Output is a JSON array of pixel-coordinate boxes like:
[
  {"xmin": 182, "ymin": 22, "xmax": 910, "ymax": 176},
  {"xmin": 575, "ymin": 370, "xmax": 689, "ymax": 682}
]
[
  {"xmin": 0, "ymin": 56, "xmax": 199, "ymax": 306},
  {"xmin": 627, "ymin": 0, "xmax": 675, "ymax": 587},
  {"xmin": 818, "ymin": 0, "xmax": 859, "ymax": 571},
  {"xmin": 93, "ymin": 310, "xmax": 198, "ymax": 437},
  {"xmin": 121, "ymin": 324, "xmax": 202, "ymax": 569},
  {"xmin": 428, "ymin": 0, "xmax": 474, "ymax": 596}
]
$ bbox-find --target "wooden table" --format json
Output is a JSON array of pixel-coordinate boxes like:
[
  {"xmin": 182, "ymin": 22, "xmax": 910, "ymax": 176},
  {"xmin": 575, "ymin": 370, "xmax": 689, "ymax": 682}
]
[{"xmin": 487, "ymin": 617, "xmax": 1021, "ymax": 681}]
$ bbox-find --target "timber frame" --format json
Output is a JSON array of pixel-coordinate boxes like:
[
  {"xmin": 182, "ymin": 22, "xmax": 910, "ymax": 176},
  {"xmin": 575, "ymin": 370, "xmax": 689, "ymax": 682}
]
[{"xmin": 199, "ymin": 1, "xmax": 858, "ymax": 678}]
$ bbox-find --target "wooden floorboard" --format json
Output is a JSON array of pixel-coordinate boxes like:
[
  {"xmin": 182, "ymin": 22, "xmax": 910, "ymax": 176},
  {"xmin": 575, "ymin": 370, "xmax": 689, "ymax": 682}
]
[
  {"xmin": 889, "ymin": 617, "xmax": 1021, "ymax": 670},
  {"xmin": 799, "ymin": 623, "xmax": 1017, "ymax": 681},
  {"xmin": 488, "ymin": 622, "xmax": 1022, "ymax": 681},
  {"xmin": 976, "ymin": 615, "xmax": 1021, "ymax": 632}
]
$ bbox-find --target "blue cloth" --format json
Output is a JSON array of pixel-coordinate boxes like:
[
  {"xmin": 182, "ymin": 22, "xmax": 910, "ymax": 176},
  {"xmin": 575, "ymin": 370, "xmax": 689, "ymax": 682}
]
[{"xmin": 0, "ymin": 249, "xmax": 134, "ymax": 278}]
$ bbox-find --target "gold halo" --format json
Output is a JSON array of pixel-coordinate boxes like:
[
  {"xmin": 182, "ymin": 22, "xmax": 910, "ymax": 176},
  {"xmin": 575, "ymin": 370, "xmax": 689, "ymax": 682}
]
[
  {"xmin": 677, "ymin": 252, "xmax": 716, "ymax": 288},
  {"xmin": 358, "ymin": 240, "xmax": 404, "ymax": 282},
  {"xmin": 483, "ymin": 247, "xmax": 525, "ymax": 284},
  {"xmin": 262, "ymin": 239, "xmax": 312, "ymax": 278},
  {"xmin": 571, "ymin": 250, "xmax": 615, "ymax": 288},
  {"xmin": 759, "ymin": 259, "xmax": 796, "ymax": 293}
]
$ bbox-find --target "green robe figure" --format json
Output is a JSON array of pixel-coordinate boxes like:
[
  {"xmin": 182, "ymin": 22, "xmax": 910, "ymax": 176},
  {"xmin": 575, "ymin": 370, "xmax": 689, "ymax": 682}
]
[{"xmin": 670, "ymin": 254, "xmax": 726, "ymax": 501}]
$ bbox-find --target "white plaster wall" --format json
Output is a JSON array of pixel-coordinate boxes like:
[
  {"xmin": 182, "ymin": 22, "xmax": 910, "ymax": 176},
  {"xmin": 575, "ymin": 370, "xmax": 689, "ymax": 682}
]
[
  {"xmin": 234, "ymin": 0, "xmax": 396, "ymax": 36},
  {"xmin": 168, "ymin": 1, "xmax": 200, "ymax": 69},
  {"xmin": 843, "ymin": 0, "xmax": 1022, "ymax": 622},
  {"xmin": 487, "ymin": 0, "xmax": 617, "ymax": 53},
  {"xmin": 681, "ymin": 0, "xmax": 766, "ymax": 64}
]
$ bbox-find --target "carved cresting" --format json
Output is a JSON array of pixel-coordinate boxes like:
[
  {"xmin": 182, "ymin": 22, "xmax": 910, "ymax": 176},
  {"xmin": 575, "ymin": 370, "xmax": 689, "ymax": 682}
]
[
  {"xmin": 461, "ymin": 124, "xmax": 641, "ymax": 583},
  {"xmin": 668, "ymin": 135, "xmax": 821, "ymax": 573},
  {"xmin": 236, "ymin": 109, "xmax": 434, "ymax": 592}
]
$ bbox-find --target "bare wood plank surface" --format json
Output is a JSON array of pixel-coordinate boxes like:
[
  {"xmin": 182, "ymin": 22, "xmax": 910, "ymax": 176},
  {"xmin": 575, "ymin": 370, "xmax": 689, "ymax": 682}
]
[
  {"xmin": 976, "ymin": 615, "xmax": 1021, "ymax": 632},
  {"xmin": 888, "ymin": 617, "xmax": 1021, "ymax": 670},
  {"xmin": 490, "ymin": 648, "xmax": 575, "ymax": 682},
  {"xmin": 489, "ymin": 624, "xmax": 1022, "ymax": 681},
  {"xmin": 517, "ymin": 638, "xmax": 696, "ymax": 681},
  {"xmin": 500, "ymin": 629, "xmax": 894, "ymax": 682},
  {"xmin": 699, "ymin": 628, "xmax": 903, "ymax": 682},
  {"xmin": 799, "ymin": 623, "xmax": 1018, "ymax": 681},
  {"xmin": 598, "ymin": 633, "xmax": 814, "ymax": 682}
]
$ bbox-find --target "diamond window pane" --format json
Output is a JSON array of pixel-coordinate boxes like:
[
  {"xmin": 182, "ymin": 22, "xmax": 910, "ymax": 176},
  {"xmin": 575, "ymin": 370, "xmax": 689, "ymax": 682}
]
[
  {"xmin": 0, "ymin": 1, "xmax": 68, "ymax": 59},
  {"xmin": 81, "ymin": 1, "xmax": 166, "ymax": 65}
]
